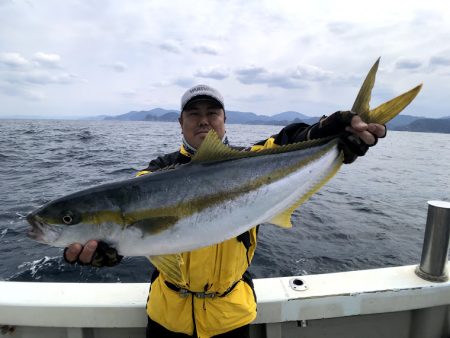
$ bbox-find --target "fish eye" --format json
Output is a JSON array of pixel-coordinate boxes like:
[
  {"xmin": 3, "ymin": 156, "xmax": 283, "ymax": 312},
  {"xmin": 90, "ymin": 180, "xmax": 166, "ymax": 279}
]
[{"xmin": 61, "ymin": 211, "xmax": 79, "ymax": 225}]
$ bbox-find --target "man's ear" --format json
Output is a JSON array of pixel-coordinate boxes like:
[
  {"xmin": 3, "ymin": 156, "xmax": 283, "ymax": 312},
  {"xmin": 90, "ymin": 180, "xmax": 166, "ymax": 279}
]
[
  {"xmin": 223, "ymin": 111, "xmax": 226, "ymax": 123},
  {"xmin": 178, "ymin": 116, "xmax": 183, "ymax": 127}
]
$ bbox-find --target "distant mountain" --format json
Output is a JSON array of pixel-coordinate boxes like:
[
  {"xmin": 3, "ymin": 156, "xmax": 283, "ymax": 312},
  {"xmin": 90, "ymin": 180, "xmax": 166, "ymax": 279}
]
[
  {"xmin": 105, "ymin": 108, "xmax": 178, "ymax": 121},
  {"xmin": 394, "ymin": 118, "xmax": 450, "ymax": 133},
  {"xmin": 272, "ymin": 111, "xmax": 312, "ymax": 121},
  {"xmin": 386, "ymin": 115, "xmax": 422, "ymax": 129},
  {"xmin": 145, "ymin": 112, "xmax": 179, "ymax": 122},
  {"xmin": 104, "ymin": 108, "xmax": 321, "ymax": 125},
  {"xmin": 225, "ymin": 110, "xmax": 269, "ymax": 124},
  {"xmin": 226, "ymin": 110, "xmax": 320, "ymax": 125},
  {"xmin": 97, "ymin": 108, "xmax": 450, "ymax": 134}
]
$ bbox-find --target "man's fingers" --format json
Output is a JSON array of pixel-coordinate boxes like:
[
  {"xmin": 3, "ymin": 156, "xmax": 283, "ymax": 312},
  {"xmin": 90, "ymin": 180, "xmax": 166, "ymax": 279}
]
[
  {"xmin": 345, "ymin": 127, "xmax": 376, "ymax": 145},
  {"xmin": 78, "ymin": 240, "xmax": 98, "ymax": 264},
  {"xmin": 351, "ymin": 116, "xmax": 386, "ymax": 137},
  {"xmin": 358, "ymin": 131, "xmax": 376, "ymax": 145},
  {"xmin": 350, "ymin": 115, "xmax": 368, "ymax": 132},
  {"xmin": 347, "ymin": 116, "xmax": 385, "ymax": 146},
  {"xmin": 368, "ymin": 123, "xmax": 386, "ymax": 138},
  {"xmin": 65, "ymin": 243, "xmax": 83, "ymax": 263}
]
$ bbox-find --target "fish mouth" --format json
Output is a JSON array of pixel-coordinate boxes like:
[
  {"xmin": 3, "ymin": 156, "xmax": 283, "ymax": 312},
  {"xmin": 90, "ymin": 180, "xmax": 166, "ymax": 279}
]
[{"xmin": 26, "ymin": 213, "xmax": 47, "ymax": 241}]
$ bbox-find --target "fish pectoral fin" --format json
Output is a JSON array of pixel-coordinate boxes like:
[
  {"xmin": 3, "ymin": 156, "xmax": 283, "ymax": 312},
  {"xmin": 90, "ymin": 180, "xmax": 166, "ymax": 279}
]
[
  {"xmin": 129, "ymin": 216, "xmax": 179, "ymax": 235},
  {"xmin": 149, "ymin": 254, "xmax": 186, "ymax": 286}
]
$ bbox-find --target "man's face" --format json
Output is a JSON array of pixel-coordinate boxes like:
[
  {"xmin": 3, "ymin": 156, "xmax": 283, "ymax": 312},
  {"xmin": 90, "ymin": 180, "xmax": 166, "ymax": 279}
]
[{"xmin": 179, "ymin": 100, "xmax": 226, "ymax": 149}]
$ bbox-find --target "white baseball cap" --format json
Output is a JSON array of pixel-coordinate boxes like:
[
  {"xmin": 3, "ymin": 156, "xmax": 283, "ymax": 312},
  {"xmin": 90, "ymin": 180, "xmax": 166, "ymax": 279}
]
[{"xmin": 180, "ymin": 84, "xmax": 224, "ymax": 112}]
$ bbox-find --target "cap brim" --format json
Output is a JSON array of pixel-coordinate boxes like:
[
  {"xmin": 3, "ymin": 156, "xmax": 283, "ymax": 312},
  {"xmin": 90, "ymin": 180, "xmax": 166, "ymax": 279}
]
[{"xmin": 182, "ymin": 95, "xmax": 224, "ymax": 111}]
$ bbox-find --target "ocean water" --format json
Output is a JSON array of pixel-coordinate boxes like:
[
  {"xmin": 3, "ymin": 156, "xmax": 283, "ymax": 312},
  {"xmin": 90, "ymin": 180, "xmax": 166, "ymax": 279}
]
[{"xmin": 0, "ymin": 119, "xmax": 449, "ymax": 283}]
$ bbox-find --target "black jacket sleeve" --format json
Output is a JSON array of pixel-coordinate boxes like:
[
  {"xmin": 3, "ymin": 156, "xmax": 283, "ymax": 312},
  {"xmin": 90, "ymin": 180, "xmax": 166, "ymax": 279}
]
[
  {"xmin": 272, "ymin": 123, "xmax": 312, "ymax": 145},
  {"xmin": 141, "ymin": 150, "xmax": 191, "ymax": 172},
  {"xmin": 251, "ymin": 122, "xmax": 312, "ymax": 148}
]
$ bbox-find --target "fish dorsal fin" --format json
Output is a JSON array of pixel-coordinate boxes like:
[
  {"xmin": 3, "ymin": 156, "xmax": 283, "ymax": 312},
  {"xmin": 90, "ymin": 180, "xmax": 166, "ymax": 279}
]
[
  {"xmin": 192, "ymin": 130, "xmax": 336, "ymax": 163},
  {"xmin": 269, "ymin": 150, "xmax": 344, "ymax": 229},
  {"xmin": 192, "ymin": 130, "xmax": 244, "ymax": 162}
]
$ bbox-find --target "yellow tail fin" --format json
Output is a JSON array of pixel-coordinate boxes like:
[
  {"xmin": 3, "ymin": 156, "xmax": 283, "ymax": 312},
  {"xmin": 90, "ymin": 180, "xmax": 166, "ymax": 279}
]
[{"xmin": 352, "ymin": 58, "xmax": 422, "ymax": 124}]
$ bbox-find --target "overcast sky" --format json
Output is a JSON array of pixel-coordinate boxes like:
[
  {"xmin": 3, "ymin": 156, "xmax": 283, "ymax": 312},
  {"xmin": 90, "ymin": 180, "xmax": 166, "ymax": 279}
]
[{"xmin": 1, "ymin": 0, "xmax": 449, "ymax": 119}]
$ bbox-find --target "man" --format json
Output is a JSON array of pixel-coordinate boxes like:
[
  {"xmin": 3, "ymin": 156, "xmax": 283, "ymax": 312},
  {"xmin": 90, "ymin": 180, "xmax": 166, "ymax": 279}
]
[{"xmin": 65, "ymin": 84, "xmax": 386, "ymax": 337}]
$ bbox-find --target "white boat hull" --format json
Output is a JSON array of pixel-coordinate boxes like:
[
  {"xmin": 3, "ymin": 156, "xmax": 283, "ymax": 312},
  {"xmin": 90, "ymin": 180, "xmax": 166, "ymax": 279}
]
[{"xmin": 1, "ymin": 263, "xmax": 450, "ymax": 338}]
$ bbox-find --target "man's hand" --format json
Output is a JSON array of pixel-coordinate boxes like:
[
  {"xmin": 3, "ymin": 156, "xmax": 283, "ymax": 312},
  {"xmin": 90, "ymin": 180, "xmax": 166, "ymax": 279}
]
[
  {"xmin": 346, "ymin": 115, "xmax": 386, "ymax": 146},
  {"xmin": 340, "ymin": 114, "xmax": 386, "ymax": 164},
  {"xmin": 307, "ymin": 111, "xmax": 387, "ymax": 164},
  {"xmin": 64, "ymin": 240, "xmax": 98, "ymax": 265},
  {"xmin": 64, "ymin": 240, "xmax": 123, "ymax": 267}
]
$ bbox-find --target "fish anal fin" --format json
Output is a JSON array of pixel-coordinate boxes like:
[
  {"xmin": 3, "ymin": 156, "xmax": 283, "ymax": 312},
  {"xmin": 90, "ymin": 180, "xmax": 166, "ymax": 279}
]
[
  {"xmin": 269, "ymin": 210, "xmax": 293, "ymax": 228},
  {"xmin": 270, "ymin": 195, "xmax": 309, "ymax": 229},
  {"xmin": 270, "ymin": 150, "xmax": 344, "ymax": 229}
]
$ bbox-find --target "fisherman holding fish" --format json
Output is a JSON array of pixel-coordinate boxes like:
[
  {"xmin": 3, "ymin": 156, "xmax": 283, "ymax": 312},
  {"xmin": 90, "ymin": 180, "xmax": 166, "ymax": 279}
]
[
  {"xmin": 28, "ymin": 60, "xmax": 422, "ymax": 338},
  {"xmin": 64, "ymin": 89, "xmax": 386, "ymax": 338}
]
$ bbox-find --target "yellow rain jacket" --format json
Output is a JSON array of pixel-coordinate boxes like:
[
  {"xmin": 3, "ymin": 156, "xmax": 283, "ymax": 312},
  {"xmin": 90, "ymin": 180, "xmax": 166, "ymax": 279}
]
[
  {"xmin": 147, "ymin": 230, "xmax": 258, "ymax": 337},
  {"xmin": 137, "ymin": 131, "xmax": 302, "ymax": 337}
]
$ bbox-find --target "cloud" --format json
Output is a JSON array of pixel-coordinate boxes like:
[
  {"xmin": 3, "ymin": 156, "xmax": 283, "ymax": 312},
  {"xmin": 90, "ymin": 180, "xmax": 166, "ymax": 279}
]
[
  {"xmin": 159, "ymin": 40, "xmax": 182, "ymax": 54},
  {"xmin": 430, "ymin": 56, "xmax": 450, "ymax": 67},
  {"xmin": 24, "ymin": 72, "xmax": 80, "ymax": 85},
  {"xmin": 235, "ymin": 63, "xmax": 332, "ymax": 89},
  {"xmin": 1, "ymin": 1, "xmax": 450, "ymax": 118},
  {"xmin": 32, "ymin": 52, "xmax": 61, "ymax": 68},
  {"xmin": 327, "ymin": 22, "xmax": 354, "ymax": 35},
  {"xmin": 291, "ymin": 64, "xmax": 333, "ymax": 81},
  {"xmin": 195, "ymin": 66, "xmax": 229, "ymax": 80},
  {"xmin": 192, "ymin": 44, "xmax": 219, "ymax": 55},
  {"xmin": 120, "ymin": 89, "xmax": 137, "ymax": 98},
  {"xmin": 0, "ymin": 82, "xmax": 44, "ymax": 101},
  {"xmin": 173, "ymin": 77, "xmax": 196, "ymax": 87},
  {"xmin": 0, "ymin": 51, "xmax": 82, "ymax": 102},
  {"xmin": 1, "ymin": 52, "xmax": 64, "ymax": 70},
  {"xmin": 104, "ymin": 61, "xmax": 127, "ymax": 72},
  {"xmin": 395, "ymin": 58, "xmax": 422, "ymax": 70},
  {"xmin": 235, "ymin": 66, "xmax": 304, "ymax": 89},
  {"xmin": 0, "ymin": 52, "xmax": 29, "ymax": 68}
]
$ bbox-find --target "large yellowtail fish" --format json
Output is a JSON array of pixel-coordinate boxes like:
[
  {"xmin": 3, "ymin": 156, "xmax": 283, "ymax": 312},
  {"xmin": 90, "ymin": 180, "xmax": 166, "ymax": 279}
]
[{"xmin": 27, "ymin": 59, "xmax": 421, "ymax": 281}]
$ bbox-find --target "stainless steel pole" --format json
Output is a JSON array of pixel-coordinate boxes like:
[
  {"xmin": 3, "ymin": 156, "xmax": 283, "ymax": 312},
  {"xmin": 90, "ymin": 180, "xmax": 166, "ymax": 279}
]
[{"xmin": 415, "ymin": 200, "xmax": 450, "ymax": 282}]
